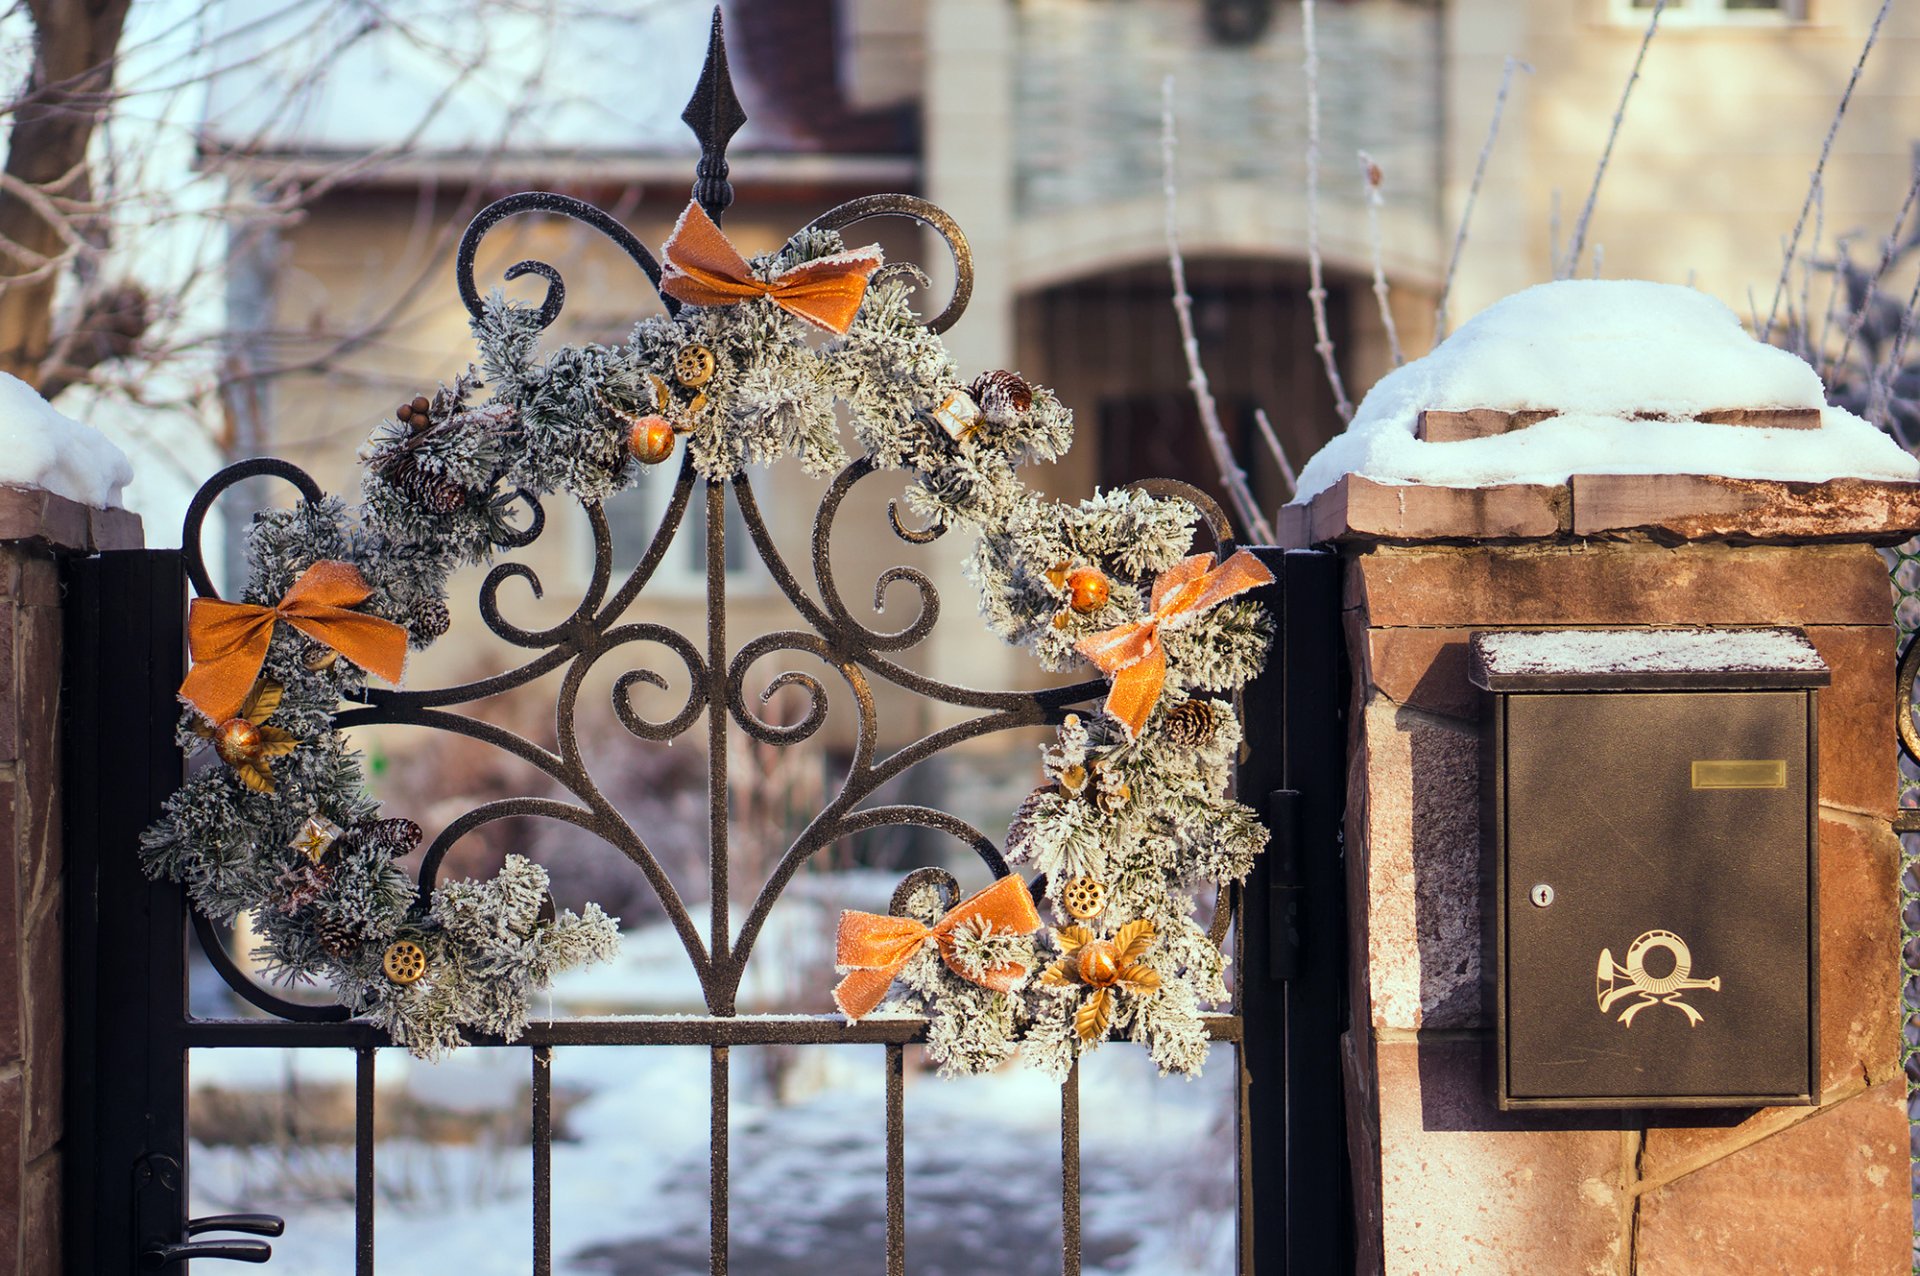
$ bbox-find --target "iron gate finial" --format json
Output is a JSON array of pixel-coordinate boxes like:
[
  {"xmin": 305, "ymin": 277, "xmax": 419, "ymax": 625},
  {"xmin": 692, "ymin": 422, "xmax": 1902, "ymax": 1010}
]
[{"xmin": 683, "ymin": 5, "xmax": 747, "ymax": 224}]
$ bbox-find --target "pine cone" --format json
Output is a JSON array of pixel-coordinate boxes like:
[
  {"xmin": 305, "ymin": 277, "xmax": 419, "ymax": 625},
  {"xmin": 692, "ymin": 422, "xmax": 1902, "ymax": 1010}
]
[
  {"xmin": 381, "ymin": 453, "xmax": 472, "ymax": 515},
  {"xmin": 410, "ymin": 598, "xmax": 451, "ymax": 644},
  {"xmin": 349, "ymin": 817, "xmax": 424, "ymax": 859},
  {"xmin": 1162, "ymin": 699, "xmax": 1218, "ymax": 748},
  {"xmin": 1005, "ymin": 784, "xmax": 1061, "ymax": 861},
  {"xmin": 276, "ymin": 862, "xmax": 335, "ymax": 913},
  {"xmin": 969, "ymin": 370, "xmax": 1034, "ymax": 425},
  {"xmin": 313, "ymin": 911, "xmax": 365, "ymax": 958}
]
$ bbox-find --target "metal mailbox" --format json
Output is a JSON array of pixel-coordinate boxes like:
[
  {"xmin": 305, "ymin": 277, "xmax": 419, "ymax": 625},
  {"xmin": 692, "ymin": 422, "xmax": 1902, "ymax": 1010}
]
[{"xmin": 1471, "ymin": 628, "xmax": 1828, "ymax": 1111}]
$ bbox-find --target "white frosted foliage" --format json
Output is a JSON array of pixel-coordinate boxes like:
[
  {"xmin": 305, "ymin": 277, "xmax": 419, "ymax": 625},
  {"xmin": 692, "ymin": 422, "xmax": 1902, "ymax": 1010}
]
[
  {"xmin": 0, "ymin": 372, "xmax": 133, "ymax": 508},
  {"xmin": 1292, "ymin": 280, "xmax": 1920, "ymax": 500}
]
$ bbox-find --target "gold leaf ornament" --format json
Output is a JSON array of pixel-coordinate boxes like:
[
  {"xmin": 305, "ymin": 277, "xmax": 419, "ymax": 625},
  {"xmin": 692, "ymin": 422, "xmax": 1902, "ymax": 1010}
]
[{"xmin": 193, "ymin": 680, "xmax": 298, "ymax": 794}]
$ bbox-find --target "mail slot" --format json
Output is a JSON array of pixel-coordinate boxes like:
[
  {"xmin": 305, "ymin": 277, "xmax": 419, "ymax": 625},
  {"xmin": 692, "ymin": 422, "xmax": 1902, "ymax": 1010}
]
[{"xmin": 1471, "ymin": 628, "xmax": 1828, "ymax": 1111}]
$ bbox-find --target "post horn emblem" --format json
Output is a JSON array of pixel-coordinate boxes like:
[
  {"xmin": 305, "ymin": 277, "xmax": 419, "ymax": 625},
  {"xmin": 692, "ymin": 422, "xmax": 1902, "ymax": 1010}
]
[{"xmin": 1595, "ymin": 929, "xmax": 1721, "ymax": 1027}]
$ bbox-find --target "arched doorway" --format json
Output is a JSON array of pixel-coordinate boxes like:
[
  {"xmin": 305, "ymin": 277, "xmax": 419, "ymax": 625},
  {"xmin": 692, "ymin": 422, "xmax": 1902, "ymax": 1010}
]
[{"xmin": 1018, "ymin": 257, "xmax": 1365, "ymax": 518}]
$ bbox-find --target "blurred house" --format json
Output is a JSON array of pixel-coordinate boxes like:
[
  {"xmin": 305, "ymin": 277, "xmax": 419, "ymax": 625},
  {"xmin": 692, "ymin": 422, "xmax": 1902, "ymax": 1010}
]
[{"xmin": 194, "ymin": 0, "xmax": 1920, "ymax": 831}]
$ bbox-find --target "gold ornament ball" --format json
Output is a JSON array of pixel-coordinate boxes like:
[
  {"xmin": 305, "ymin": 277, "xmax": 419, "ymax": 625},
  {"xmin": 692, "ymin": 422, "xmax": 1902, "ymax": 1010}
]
[
  {"xmin": 383, "ymin": 940, "xmax": 428, "ymax": 985},
  {"xmin": 1061, "ymin": 877, "xmax": 1107, "ymax": 920},
  {"xmin": 303, "ymin": 646, "xmax": 340, "ymax": 672},
  {"xmin": 214, "ymin": 718, "xmax": 263, "ymax": 766},
  {"xmin": 674, "ymin": 343, "xmax": 717, "ymax": 388},
  {"xmin": 628, "ymin": 416, "xmax": 677, "ymax": 465},
  {"xmin": 1067, "ymin": 567, "xmax": 1110, "ymax": 613},
  {"xmin": 1077, "ymin": 940, "xmax": 1121, "ymax": 987}
]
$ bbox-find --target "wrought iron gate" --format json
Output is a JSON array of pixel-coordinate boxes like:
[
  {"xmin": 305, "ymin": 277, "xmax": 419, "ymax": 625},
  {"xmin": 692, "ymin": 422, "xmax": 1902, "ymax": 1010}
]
[{"xmin": 59, "ymin": 22, "xmax": 1351, "ymax": 1276}]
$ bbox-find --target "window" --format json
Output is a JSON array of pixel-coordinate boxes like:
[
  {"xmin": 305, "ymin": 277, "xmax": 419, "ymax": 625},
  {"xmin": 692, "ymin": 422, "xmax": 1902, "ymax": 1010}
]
[
  {"xmin": 600, "ymin": 461, "xmax": 755, "ymax": 594},
  {"xmin": 1618, "ymin": 0, "xmax": 1805, "ymax": 22}
]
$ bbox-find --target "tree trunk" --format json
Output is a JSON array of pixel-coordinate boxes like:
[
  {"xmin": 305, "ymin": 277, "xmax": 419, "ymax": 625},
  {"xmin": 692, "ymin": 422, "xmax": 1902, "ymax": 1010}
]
[{"xmin": 0, "ymin": 0, "xmax": 135, "ymax": 391}]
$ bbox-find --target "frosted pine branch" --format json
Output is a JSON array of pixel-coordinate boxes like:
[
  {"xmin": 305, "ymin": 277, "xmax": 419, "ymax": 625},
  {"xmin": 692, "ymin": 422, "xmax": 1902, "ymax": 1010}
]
[
  {"xmin": 1563, "ymin": 0, "xmax": 1665, "ymax": 279},
  {"xmin": 1301, "ymin": 0, "xmax": 1353, "ymax": 423},
  {"xmin": 1436, "ymin": 56, "xmax": 1530, "ymax": 342},
  {"xmin": 1160, "ymin": 76, "xmax": 1274, "ymax": 545},
  {"xmin": 1763, "ymin": 0, "xmax": 1894, "ymax": 343},
  {"xmin": 1357, "ymin": 152, "xmax": 1403, "ymax": 367}
]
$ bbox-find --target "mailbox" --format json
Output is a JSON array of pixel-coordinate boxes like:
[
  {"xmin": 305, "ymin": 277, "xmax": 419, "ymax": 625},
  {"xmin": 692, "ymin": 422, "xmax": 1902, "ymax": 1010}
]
[{"xmin": 1471, "ymin": 628, "xmax": 1827, "ymax": 1111}]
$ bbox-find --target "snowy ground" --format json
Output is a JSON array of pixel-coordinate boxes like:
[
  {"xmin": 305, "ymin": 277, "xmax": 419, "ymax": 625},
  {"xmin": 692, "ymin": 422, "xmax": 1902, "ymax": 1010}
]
[{"xmin": 188, "ymin": 898, "xmax": 1238, "ymax": 1275}]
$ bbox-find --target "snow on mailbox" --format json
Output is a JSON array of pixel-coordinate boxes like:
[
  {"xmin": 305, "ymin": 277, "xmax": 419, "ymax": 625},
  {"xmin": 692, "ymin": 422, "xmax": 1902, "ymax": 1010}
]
[{"xmin": 1470, "ymin": 627, "xmax": 1829, "ymax": 1111}]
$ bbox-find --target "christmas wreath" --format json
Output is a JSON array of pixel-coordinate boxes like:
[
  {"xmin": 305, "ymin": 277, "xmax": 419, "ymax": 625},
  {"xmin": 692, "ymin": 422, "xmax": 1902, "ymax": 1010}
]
[{"xmin": 141, "ymin": 197, "xmax": 1274, "ymax": 1074}]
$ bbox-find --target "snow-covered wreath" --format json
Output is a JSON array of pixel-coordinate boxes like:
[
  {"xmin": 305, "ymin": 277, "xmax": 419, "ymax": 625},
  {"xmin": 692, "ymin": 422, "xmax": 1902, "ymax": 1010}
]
[{"xmin": 141, "ymin": 199, "xmax": 1274, "ymax": 1076}]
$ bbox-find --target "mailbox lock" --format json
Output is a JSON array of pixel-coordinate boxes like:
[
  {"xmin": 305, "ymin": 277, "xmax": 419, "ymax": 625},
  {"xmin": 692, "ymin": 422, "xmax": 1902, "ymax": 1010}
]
[{"xmin": 1529, "ymin": 883, "xmax": 1555, "ymax": 908}]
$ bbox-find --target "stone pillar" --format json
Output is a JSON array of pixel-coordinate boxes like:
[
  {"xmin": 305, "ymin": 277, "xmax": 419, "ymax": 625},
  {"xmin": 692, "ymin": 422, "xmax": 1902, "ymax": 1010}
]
[
  {"xmin": 1285, "ymin": 473, "xmax": 1919, "ymax": 1274},
  {"xmin": 0, "ymin": 489, "xmax": 140, "ymax": 1274}
]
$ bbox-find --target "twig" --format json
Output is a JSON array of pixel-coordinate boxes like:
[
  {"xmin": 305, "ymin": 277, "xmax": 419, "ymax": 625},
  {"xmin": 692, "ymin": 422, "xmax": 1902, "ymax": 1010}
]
[
  {"xmin": 1357, "ymin": 152, "xmax": 1403, "ymax": 366},
  {"xmin": 1764, "ymin": 0, "xmax": 1895, "ymax": 343},
  {"xmin": 1160, "ymin": 76, "xmax": 1274, "ymax": 544},
  {"xmin": 1836, "ymin": 157, "xmax": 1920, "ymax": 373},
  {"xmin": 1866, "ymin": 256, "xmax": 1920, "ymax": 433},
  {"xmin": 1253, "ymin": 409, "xmax": 1297, "ymax": 501},
  {"xmin": 1801, "ymin": 176, "xmax": 1823, "ymax": 361},
  {"xmin": 1563, "ymin": 0, "xmax": 1665, "ymax": 279},
  {"xmin": 1548, "ymin": 189, "xmax": 1563, "ymax": 276},
  {"xmin": 1436, "ymin": 56, "xmax": 1529, "ymax": 341},
  {"xmin": 1301, "ymin": 0, "xmax": 1353, "ymax": 422}
]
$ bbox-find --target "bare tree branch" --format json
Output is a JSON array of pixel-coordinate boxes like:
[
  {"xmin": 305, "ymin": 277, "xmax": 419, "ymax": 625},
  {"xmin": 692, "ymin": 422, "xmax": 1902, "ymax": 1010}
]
[
  {"xmin": 1161, "ymin": 75, "xmax": 1273, "ymax": 545},
  {"xmin": 1437, "ymin": 56, "xmax": 1529, "ymax": 341},
  {"xmin": 1762, "ymin": 0, "xmax": 1894, "ymax": 343},
  {"xmin": 1356, "ymin": 151, "xmax": 1402, "ymax": 367},
  {"xmin": 1301, "ymin": 0, "xmax": 1351, "ymax": 422},
  {"xmin": 1252, "ymin": 408, "xmax": 1297, "ymax": 501},
  {"xmin": 1562, "ymin": 0, "xmax": 1664, "ymax": 279}
]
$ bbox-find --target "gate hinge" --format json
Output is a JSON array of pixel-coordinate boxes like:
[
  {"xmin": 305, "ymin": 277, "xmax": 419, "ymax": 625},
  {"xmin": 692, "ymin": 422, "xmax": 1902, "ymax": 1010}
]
[{"xmin": 1268, "ymin": 789, "xmax": 1303, "ymax": 981}]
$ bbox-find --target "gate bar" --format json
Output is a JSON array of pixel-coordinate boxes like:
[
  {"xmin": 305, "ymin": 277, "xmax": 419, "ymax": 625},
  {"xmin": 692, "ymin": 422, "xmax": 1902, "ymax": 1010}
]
[
  {"xmin": 884, "ymin": 1043, "xmax": 905, "ymax": 1276},
  {"xmin": 533, "ymin": 1044, "xmax": 553, "ymax": 1276},
  {"xmin": 1236, "ymin": 548, "xmax": 1352, "ymax": 1275},
  {"xmin": 356, "ymin": 1045, "xmax": 376, "ymax": 1275},
  {"xmin": 64, "ymin": 550, "xmax": 190, "ymax": 1275}
]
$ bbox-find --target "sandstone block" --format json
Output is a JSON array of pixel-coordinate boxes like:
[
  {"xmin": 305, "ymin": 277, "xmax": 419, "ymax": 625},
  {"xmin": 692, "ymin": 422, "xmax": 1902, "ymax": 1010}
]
[
  {"xmin": 1635, "ymin": 1078, "xmax": 1909, "ymax": 1276},
  {"xmin": 1359, "ymin": 696, "xmax": 1485, "ymax": 1031},
  {"xmin": 0, "ymin": 1070, "xmax": 20, "ymax": 1269},
  {"xmin": 1571, "ymin": 474, "xmax": 1920, "ymax": 544},
  {"xmin": 1804, "ymin": 626, "xmax": 1897, "ymax": 819},
  {"xmin": 21, "ymin": 904, "xmax": 58, "ymax": 1161},
  {"xmin": 1374, "ymin": 1036, "xmax": 1626, "ymax": 1276},
  {"xmin": 1361, "ymin": 626, "xmax": 1479, "ymax": 720},
  {"xmin": 1349, "ymin": 543, "xmax": 1893, "ymax": 630},
  {"xmin": 1814, "ymin": 814, "xmax": 1901, "ymax": 1095},
  {"xmin": 1283, "ymin": 475, "xmax": 1567, "ymax": 548},
  {"xmin": 21, "ymin": 1149, "xmax": 56, "ymax": 1275}
]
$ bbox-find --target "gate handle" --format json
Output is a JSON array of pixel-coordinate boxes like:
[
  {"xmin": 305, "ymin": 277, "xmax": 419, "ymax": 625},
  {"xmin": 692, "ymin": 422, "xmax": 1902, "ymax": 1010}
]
[
  {"xmin": 138, "ymin": 1239, "xmax": 272, "ymax": 1268},
  {"xmin": 187, "ymin": 1214, "xmax": 286, "ymax": 1238},
  {"xmin": 140, "ymin": 1214, "xmax": 283, "ymax": 1267}
]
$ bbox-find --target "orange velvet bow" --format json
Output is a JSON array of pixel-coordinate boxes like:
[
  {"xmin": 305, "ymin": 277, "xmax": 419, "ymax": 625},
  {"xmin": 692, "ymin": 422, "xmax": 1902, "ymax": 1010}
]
[
  {"xmin": 178, "ymin": 560, "xmax": 410, "ymax": 724},
  {"xmin": 660, "ymin": 200, "xmax": 883, "ymax": 334},
  {"xmin": 1075, "ymin": 550, "xmax": 1274, "ymax": 740},
  {"xmin": 833, "ymin": 874, "xmax": 1042, "ymax": 1020}
]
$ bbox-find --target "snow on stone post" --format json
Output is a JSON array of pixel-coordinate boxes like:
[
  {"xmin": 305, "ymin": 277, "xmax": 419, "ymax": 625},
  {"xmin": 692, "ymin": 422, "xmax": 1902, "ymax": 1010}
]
[
  {"xmin": 1280, "ymin": 282, "xmax": 1920, "ymax": 1274},
  {"xmin": 0, "ymin": 373, "xmax": 138, "ymax": 1270}
]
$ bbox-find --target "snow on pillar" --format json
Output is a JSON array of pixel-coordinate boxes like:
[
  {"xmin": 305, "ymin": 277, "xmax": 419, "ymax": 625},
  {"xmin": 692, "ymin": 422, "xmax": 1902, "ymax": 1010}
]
[
  {"xmin": 1280, "ymin": 282, "xmax": 1920, "ymax": 1274},
  {"xmin": 0, "ymin": 372, "xmax": 139, "ymax": 1274}
]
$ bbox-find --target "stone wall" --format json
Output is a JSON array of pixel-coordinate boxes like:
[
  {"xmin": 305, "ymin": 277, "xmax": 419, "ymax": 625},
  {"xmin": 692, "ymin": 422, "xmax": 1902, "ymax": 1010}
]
[
  {"xmin": 0, "ymin": 489, "xmax": 140, "ymax": 1274},
  {"xmin": 1286, "ymin": 477, "xmax": 1916, "ymax": 1274}
]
